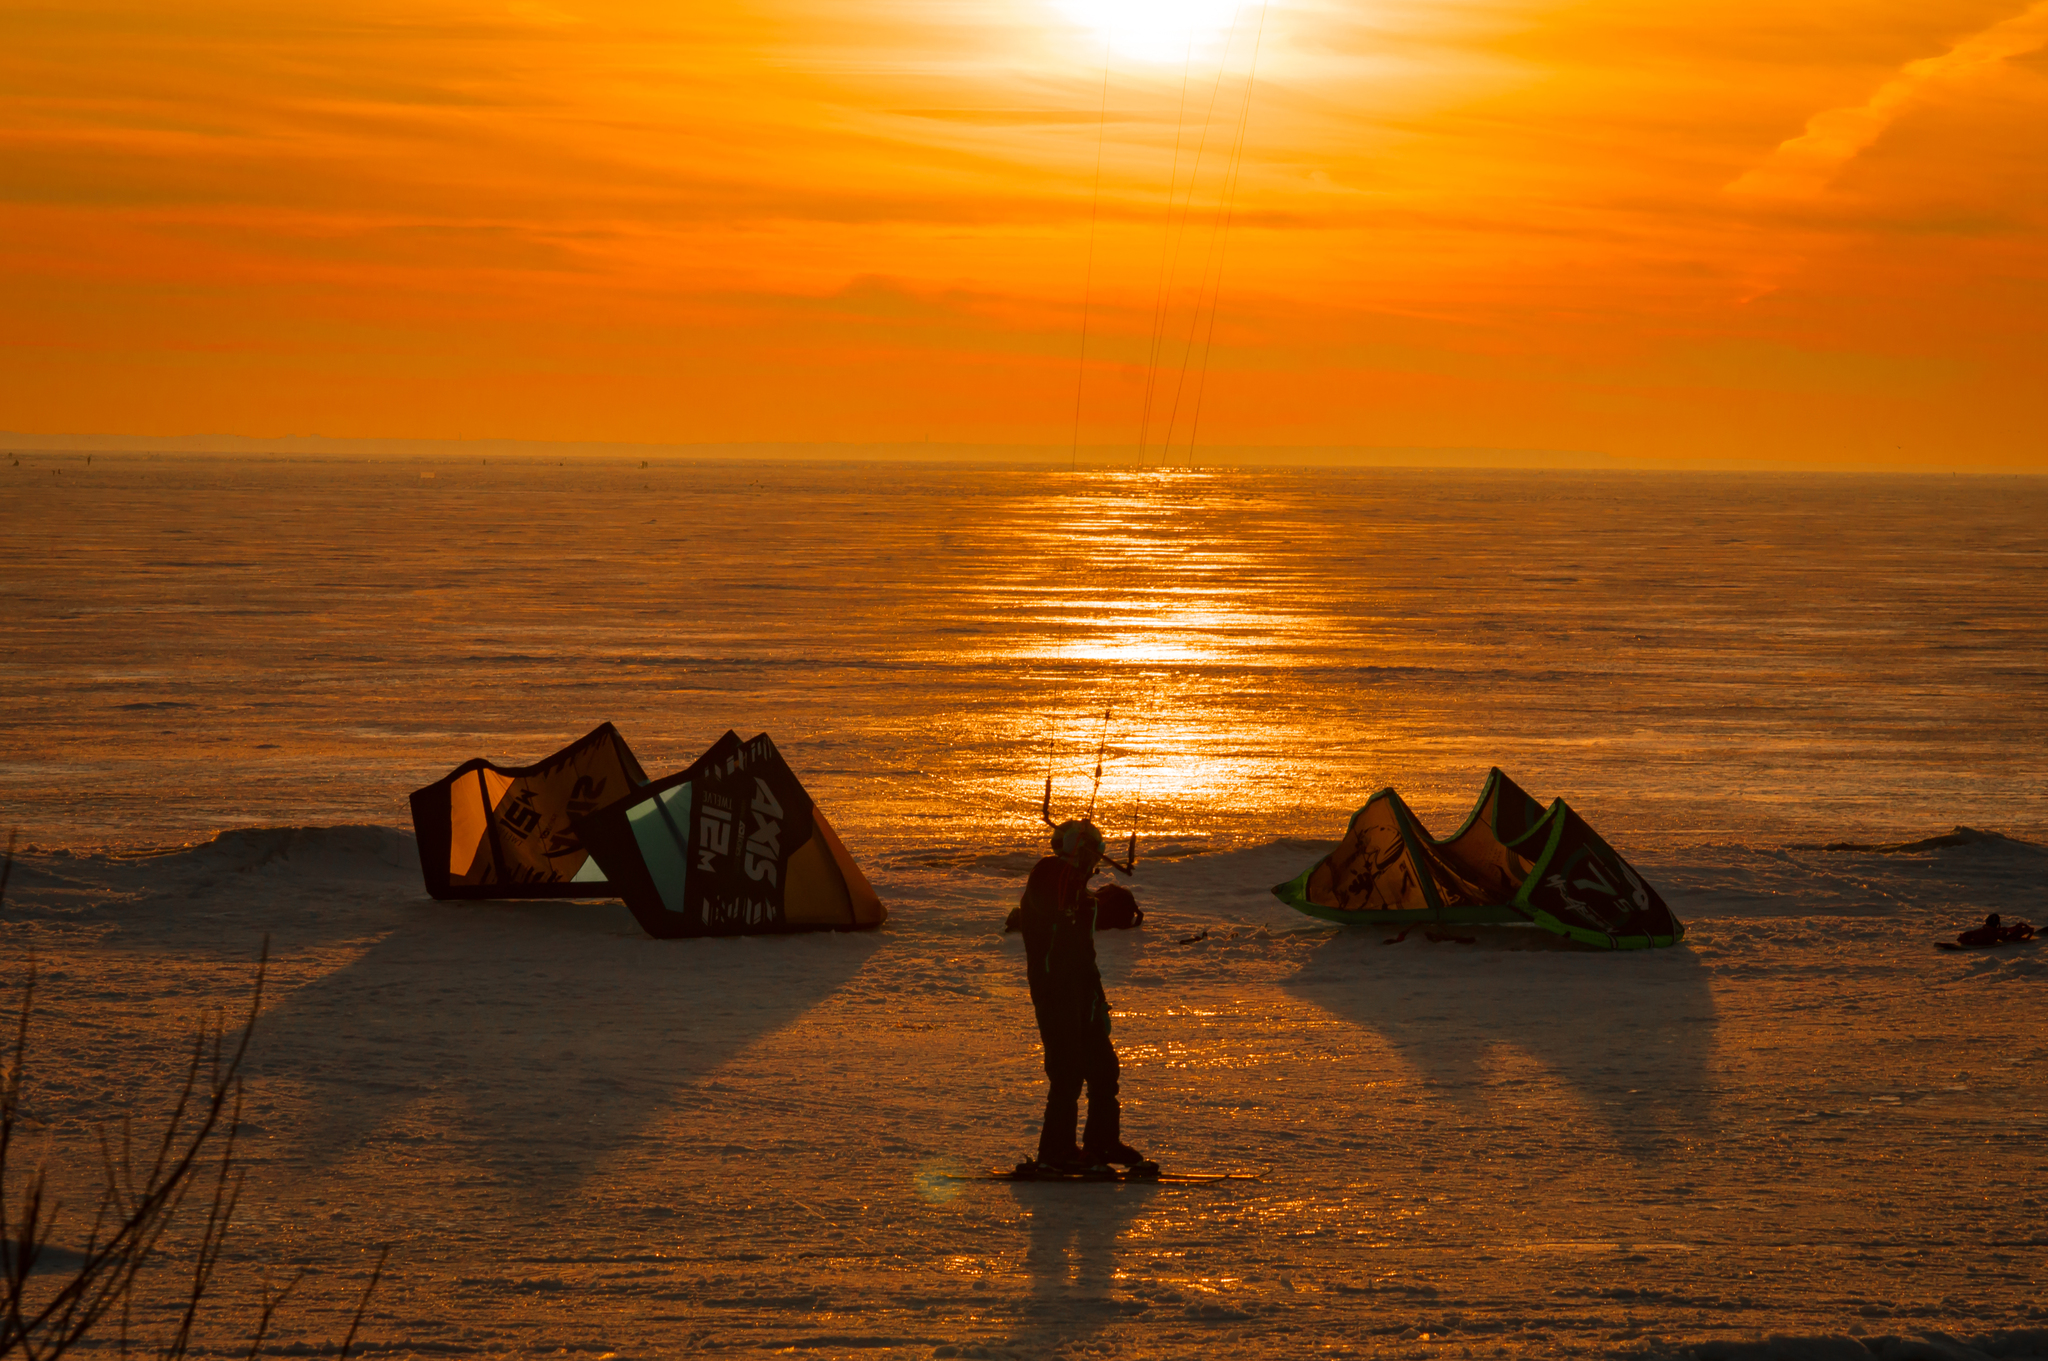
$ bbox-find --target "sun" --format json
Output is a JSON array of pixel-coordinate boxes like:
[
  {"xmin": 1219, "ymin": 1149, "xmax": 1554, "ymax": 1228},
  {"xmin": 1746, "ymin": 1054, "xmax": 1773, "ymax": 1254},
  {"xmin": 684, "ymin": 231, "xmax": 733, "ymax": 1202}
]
[{"xmin": 1048, "ymin": 0, "xmax": 1245, "ymax": 64}]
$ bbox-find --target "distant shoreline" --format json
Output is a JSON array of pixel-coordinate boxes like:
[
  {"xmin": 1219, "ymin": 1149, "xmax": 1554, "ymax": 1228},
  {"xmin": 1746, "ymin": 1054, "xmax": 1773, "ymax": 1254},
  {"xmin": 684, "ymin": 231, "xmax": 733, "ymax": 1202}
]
[{"xmin": 3, "ymin": 433, "xmax": 2038, "ymax": 475}]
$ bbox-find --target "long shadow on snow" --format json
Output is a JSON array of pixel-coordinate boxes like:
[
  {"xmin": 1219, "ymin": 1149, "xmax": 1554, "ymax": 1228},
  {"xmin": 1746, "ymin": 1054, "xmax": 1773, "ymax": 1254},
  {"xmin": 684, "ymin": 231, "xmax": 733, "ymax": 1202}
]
[
  {"xmin": 1280, "ymin": 929, "xmax": 1718, "ymax": 1161},
  {"xmin": 996, "ymin": 1182, "xmax": 1150, "ymax": 1352},
  {"xmin": 249, "ymin": 895, "xmax": 880, "ymax": 1207}
]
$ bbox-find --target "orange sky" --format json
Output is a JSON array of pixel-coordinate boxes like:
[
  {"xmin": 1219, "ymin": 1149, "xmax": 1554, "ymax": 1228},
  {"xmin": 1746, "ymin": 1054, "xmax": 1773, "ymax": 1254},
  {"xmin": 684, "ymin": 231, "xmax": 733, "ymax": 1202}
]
[{"xmin": 3, "ymin": 0, "xmax": 2045, "ymax": 466}]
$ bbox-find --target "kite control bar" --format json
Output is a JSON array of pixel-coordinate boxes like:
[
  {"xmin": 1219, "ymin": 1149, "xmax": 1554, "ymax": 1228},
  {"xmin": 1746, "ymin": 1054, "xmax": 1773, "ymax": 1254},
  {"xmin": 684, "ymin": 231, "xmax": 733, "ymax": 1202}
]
[{"xmin": 1102, "ymin": 832, "xmax": 1137, "ymax": 878}]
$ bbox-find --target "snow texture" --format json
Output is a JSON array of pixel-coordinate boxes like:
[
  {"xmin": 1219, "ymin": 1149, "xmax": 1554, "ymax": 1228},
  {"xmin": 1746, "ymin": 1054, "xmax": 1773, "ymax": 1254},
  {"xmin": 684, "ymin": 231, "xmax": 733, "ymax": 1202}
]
[{"xmin": 2, "ymin": 825, "xmax": 2042, "ymax": 1358}]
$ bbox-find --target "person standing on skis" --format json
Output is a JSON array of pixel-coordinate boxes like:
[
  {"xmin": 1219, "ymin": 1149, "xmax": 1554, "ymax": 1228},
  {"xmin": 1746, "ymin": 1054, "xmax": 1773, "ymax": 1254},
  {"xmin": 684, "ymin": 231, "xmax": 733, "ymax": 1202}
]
[{"xmin": 1014, "ymin": 818, "xmax": 1149, "ymax": 1173}]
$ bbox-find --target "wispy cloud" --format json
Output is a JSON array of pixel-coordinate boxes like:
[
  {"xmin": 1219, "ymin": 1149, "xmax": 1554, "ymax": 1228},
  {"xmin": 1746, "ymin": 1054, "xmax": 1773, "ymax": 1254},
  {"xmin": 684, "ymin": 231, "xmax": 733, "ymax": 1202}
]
[
  {"xmin": 1728, "ymin": 0, "xmax": 2048, "ymax": 199},
  {"xmin": 2, "ymin": 0, "xmax": 2044, "ymax": 464}
]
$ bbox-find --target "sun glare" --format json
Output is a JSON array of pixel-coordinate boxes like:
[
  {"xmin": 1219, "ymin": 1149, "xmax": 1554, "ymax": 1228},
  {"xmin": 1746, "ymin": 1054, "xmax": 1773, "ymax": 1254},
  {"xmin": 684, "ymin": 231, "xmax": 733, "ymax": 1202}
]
[{"xmin": 1048, "ymin": 0, "xmax": 1245, "ymax": 63}]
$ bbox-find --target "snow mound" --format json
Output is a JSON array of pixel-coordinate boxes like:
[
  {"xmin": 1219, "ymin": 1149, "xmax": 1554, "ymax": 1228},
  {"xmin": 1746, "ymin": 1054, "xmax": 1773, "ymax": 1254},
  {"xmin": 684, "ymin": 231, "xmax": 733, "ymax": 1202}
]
[
  {"xmin": 1658, "ymin": 833, "xmax": 2047, "ymax": 922},
  {"xmin": 0, "ymin": 825, "xmax": 421, "ymax": 927},
  {"xmin": 123, "ymin": 825, "xmax": 419, "ymax": 881},
  {"xmin": 1626, "ymin": 1329, "xmax": 2048, "ymax": 1361},
  {"xmin": 1806, "ymin": 827, "xmax": 2045, "ymax": 855}
]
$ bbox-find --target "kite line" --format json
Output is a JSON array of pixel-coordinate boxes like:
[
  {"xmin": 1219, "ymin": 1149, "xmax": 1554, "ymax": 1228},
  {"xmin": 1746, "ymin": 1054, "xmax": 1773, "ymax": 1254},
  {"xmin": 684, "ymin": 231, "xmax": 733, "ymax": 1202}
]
[
  {"xmin": 1068, "ymin": 39, "xmax": 1116, "ymax": 473},
  {"xmin": 1143, "ymin": 1, "xmax": 1269, "ymax": 465},
  {"xmin": 1182, "ymin": 1, "xmax": 1270, "ymax": 457}
]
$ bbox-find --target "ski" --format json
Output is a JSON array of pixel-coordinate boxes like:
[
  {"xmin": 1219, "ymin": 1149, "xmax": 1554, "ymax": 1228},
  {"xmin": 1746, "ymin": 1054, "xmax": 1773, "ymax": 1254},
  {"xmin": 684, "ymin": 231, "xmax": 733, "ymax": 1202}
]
[{"xmin": 944, "ymin": 1164, "xmax": 1260, "ymax": 1185}]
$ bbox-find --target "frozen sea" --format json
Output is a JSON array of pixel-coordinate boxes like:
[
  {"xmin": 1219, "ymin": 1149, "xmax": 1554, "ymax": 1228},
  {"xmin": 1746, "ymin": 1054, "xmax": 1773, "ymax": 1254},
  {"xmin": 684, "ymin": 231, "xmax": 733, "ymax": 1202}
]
[{"xmin": 2, "ymin": 455, "xmax": 2045, "ymax": 1358}]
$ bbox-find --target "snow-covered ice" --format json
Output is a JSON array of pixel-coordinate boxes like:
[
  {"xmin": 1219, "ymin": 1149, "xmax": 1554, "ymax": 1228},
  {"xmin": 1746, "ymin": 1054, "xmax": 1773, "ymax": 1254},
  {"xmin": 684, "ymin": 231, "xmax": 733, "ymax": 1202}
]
[
  {"xmin": 3, "ymin": 826, "xmax": 2042, "ymax": 1358},
  {"xmin": 3, "ymin": 458, "xmax": 2045, "ymax": 1356}
]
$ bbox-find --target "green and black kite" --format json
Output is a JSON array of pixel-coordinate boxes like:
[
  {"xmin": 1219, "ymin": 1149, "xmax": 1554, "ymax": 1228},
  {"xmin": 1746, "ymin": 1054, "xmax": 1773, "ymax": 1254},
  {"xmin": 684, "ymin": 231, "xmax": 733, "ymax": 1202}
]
[
  {"xmin": 573, "ymin": 731, "xmax": 886, "ymax": 938},
  {"xmin": 1274, "ymin": 768, "xmax": 1684, "ymax": 949}
]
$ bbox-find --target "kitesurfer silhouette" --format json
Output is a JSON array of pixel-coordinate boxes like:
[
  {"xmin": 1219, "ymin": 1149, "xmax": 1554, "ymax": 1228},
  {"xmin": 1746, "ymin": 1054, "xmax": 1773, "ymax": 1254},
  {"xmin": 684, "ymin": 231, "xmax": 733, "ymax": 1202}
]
[{"xmin": 1015, "ymin": 818, "xmax": 1150, "ymax": 1173}]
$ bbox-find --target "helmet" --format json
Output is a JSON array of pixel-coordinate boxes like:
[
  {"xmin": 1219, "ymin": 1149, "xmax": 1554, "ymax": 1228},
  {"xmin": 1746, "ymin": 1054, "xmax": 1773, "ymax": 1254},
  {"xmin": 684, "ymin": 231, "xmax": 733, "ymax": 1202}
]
[{"xmin": 1051, "ymin": 819, "xmax": 1106, "ymax": 860}]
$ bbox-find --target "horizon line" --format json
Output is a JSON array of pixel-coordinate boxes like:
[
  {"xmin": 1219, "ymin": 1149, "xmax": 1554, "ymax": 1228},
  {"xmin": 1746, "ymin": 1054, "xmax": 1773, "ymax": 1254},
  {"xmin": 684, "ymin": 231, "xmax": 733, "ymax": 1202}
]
[{"xmin": 3, "ymin": 432, "xmax": 2040, "ymax": 475}]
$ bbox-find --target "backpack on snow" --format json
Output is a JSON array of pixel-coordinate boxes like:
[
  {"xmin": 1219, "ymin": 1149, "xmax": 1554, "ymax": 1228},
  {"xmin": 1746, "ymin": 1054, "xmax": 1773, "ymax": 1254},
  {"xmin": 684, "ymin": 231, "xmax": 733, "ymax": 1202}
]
[
  {"xmin": 1001, "ymin": 883, "xmax": 1144, "ymax": 933},
  {"xmin": 1093, "ymin": 883, "xmax": 1143, "ymax": 931}
]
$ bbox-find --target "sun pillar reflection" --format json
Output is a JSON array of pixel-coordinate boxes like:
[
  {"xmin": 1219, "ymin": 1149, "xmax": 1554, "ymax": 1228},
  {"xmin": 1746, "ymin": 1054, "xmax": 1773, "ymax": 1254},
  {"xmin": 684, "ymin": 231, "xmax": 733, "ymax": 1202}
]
[{"xmin": 1002, "ymin": 468, "xmax": 1328, "ymax": 851}]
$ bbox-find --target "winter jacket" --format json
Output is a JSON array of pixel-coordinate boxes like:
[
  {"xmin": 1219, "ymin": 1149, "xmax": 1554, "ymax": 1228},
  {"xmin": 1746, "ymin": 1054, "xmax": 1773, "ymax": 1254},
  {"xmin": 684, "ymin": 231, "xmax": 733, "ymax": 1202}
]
[{"xmin": 1016, "ymin": 856, "xmax": 1111, "ymax": 1043}]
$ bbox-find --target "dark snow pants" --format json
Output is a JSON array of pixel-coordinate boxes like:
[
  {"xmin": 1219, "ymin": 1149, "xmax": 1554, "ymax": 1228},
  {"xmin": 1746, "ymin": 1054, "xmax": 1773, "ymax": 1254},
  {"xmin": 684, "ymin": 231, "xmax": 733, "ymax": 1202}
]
[{"xmin": 1039, "ymin": 1025, "xmax": 1120, "ymax": 1160}]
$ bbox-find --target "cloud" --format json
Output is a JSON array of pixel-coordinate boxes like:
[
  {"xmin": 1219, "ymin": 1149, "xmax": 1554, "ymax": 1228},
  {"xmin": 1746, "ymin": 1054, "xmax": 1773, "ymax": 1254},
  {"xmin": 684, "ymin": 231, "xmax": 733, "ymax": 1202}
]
[
  {"xmin": 888, "ymin": 107, "xmax": 1148, "ymax": 125},
  {"xmin": 1728, "ymin": 0, "xmax": 2048, "ymax": 199}
]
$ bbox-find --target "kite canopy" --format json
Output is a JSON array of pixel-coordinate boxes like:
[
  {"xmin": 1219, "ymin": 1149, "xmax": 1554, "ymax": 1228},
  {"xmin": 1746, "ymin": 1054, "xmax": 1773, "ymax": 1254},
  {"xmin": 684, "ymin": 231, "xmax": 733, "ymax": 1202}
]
[
  {"xmin": 575, "ymin": 731, "xmax": 886, "ymax": 939},
  {"xmin": 409, "ymin": 722, "xmax": 648, "ymax": 899},
  {"xmin": 1273, "ymin": 768, "xmax": 1684, "ymax": 950}
]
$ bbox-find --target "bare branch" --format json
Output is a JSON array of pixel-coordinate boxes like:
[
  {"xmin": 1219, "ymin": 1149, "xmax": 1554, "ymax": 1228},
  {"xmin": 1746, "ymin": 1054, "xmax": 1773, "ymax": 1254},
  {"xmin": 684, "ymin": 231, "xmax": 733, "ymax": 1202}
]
[
  {"xmin": 335, "ymin": 1245, "xmax": 390, "ymax": 1361},
  {"xmin": 243, "ymin": 1268, "xmax": 303, "ymax": 1361},
  {"xmin": 0, "ymin": 939, "xmax": 295, "ymax": 1360}
]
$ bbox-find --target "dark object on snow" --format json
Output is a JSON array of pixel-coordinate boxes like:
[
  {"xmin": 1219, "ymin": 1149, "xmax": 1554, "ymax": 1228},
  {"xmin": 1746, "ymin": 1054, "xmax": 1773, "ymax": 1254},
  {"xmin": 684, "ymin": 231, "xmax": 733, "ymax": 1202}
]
[
  {"xmin": 1273, "ymin": 767, "xmax": 1683, "ymax": 950},
  {"xmin": 1962, "ymin": 912, "xmax": 2006, "ymax": 944},
  {"xmin": 573, "ymin": 730, "xmax": 884, "ymax": 939},
  {"xmin": 1383, "ymin": 926, "xmax": 1477, "ymax": 946},
  {"xmin": 1936, "ymin": 913, "xmax": 2036, "ymax": 951},
  {"xmin": 1092, "ymin": 882, "xmax": 1143, "ymax": 930},
  {"xmin": 410, "ymin": 723, "xmax": 648, "ymax": 899}
]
